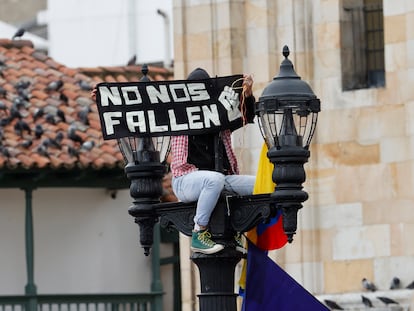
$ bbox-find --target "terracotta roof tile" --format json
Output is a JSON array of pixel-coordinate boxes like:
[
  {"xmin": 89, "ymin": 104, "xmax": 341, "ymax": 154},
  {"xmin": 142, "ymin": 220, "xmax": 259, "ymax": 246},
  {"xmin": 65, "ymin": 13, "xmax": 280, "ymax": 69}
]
[{"xmin": 0, "ymin": 38, "xmax": 174, "ymax": 172}]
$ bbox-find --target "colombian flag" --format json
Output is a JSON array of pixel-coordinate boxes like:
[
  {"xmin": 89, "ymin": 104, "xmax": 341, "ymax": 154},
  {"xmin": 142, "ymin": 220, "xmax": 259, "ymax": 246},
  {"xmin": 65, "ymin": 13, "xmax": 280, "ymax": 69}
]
[
  {"xmin": 239, "ymin": 143, "xmax": 288, "ymax": 296},
  {"xmin": 242, "ymin": 241, "xmax": 329, "ymax": 311},
  {"xmin": 240, "ymin": 144, "xmax": 326, "ymax": 310},
  {"xmin": 246, "ymin": 143, "xmax": 288, "ymax": 250}
]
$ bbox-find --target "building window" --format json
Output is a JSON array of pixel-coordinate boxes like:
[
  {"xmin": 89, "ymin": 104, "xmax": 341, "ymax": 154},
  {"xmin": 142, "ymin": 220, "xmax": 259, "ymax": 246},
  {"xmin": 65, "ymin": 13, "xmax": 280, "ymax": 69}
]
[{"xmin": 340, "ymin": 0, "xmax": 385, "ymax": 91}]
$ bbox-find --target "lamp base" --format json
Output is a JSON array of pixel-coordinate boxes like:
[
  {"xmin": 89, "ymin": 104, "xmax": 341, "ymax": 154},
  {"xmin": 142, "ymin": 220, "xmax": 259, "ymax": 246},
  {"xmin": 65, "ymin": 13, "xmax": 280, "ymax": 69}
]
[{"xmin": 192, "ymin": 248, "xmax": 243, "ymax": 311}]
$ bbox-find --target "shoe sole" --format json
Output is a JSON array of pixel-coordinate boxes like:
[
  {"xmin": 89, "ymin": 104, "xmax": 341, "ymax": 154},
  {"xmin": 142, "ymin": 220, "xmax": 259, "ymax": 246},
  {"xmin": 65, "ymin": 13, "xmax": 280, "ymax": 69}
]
[{"xmin": 191, "ymin": 244, "xmax": 224, "ymax": 255}]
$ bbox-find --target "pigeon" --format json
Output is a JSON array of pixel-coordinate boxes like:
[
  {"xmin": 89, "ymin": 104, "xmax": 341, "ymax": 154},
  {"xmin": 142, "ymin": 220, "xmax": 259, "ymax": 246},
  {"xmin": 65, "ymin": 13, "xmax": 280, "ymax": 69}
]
[
  {"xmin": 10, "ymin": 107, "xmax": 22, "ymax": 120},
  {"xmin": 80, "ymin": 140, "xmax": 95, "ymax": 151},
  {"xmin": 0, "ymin": 101, "xmax": 8, "ymax": 114},
  {"xmin": 361, "ymin": 295, "xmax": 373, "ymax": 308},
  {"xmin": 14, "ymin": 80, "xmax": 30, "ymax": 90},
  {"xmin": 127, "ymin": 54, "xmax": 137, "ymax": 66},
  {"xmin": 406, "ymin": 280, "xmax": 414, "ymax": 289},
  {"xmin": 390, "ymin": 277, "xmax": 400, "ymax": 290},
  {"xmin": 12, "ymin": 27, "xmax": 25, "ymax": 40},
  {"xmin": 59, "ymin": 92, "xmax": 69, "ymax": 104},
  {"xmin": 55, "ymin": 132, "xmax": 64, "ymax": 144},
  {"xmin": 0, "ymin": 145, "xmax": 10, "ymax": 158},
  {"xmin": 324, "ymin": 299, "xmax": 344, "ymax": 310},
  {"xmin": 36, "ymin": 144, "xmax": 49, "ymax": 158},
  {"xmin": 0, "ymin": 86, "xmax": 7, "ymax": 98},
  {"xmin": 33, "ymin": 107, "xmax": 44, "ymax": 121},
  {"xmin": 362, "ymin": 278, "xmax": 377, "ymax": 292},
  {"xmin": 12, "ymin": 96, "xmax": 26, "ymax": 110},
  {"xmin": 67, "ymin": 124, "xmax": 83, "ymax": 144},
  {"xmin": 34, "ymin": 124, "xmax": 44, "ymax": 139},
  {"xmin": 77, "ymin": 80, "xmax": 93, "ymax": 91},
  {"xmin": 68, "ymin": 145, "xmax": 79, "ymax": 158},
  {"xmin": 42, "ymin": 137, "xmax": 61, "ymax": 150},
  {"xmin": 77, "ymin": 106, "xmax": 90, "ymax": 125},
  {"xmin": 15, "ymin": 81, "xmax": 31, "ymax": 100},
  {"xmin": 45, "ymin": 80, "xmax": 63, "ymax": 92},
  {"xmin": 45, "ymin": 113, "xmax": 56, "ymax": 125},
  {"xmin": 14, "ymin": 119, "xmax": 31, "ymax": 136},
  {"xmin": 377, "ymin": 296, "xmax": 399, "ymax": 305},
  {"xmin": 16, "ymin": 87, "xmax": 30, "ymax": 101},
  {"xmin": 20, "ymin": 139, "xmax": 33, "ymax": 149},
  {"xmin": 56, "ymin": 108, "xmax": 66, "ymax": 122},
  {"xmin": 0, "ymin": 117, "xmax": 11, "ymax": 126}
]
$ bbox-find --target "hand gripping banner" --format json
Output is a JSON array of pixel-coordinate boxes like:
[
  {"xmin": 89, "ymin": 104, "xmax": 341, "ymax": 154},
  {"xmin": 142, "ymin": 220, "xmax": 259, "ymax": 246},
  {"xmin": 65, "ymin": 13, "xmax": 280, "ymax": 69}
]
[{"xmin": 95, "ymin": 74, "xmax": 246, "ymax": 140}]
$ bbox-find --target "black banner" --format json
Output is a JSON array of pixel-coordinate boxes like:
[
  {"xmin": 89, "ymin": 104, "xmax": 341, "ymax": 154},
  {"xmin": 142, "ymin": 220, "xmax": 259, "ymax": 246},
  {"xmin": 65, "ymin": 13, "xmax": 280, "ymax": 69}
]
[{"xmin": 95, "ymin": 74, "xmax": 245, "ymax": 140}]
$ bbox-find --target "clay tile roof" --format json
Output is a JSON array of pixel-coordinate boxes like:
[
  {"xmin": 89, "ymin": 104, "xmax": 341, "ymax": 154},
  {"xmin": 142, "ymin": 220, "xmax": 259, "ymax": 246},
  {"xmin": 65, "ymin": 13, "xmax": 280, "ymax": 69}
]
[{"xmin": 0, "ymin": 39, "xmax": 174, "ymax": 188}]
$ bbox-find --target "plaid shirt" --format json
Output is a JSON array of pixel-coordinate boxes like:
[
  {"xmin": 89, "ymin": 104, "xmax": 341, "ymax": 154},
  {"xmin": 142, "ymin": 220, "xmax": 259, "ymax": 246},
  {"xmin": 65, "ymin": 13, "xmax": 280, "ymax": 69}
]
[{"xmin": 171, "ymin": 129, "xmax": 239, "ymax": 177}]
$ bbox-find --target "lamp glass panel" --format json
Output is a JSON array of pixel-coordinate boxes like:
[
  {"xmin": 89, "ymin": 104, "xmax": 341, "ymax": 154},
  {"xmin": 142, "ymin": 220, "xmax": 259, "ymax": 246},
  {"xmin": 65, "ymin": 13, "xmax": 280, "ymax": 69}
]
[
  {"xmin": 157, "ymin": 136, "xmax": 171, "ymax": 164},
  {"xmin": 259, "ymin": 109, "xmax": 318, "ymax": 148},
  {"xmin": 117, "ymin": 136, "xmax": 170, "ymax": 164},
  {"xmin": 118, "ymin": 137, "xmax": 135, "ymax": 163},
  {"xmin": 258, "ymin": 111, "xmax": 276, "ymax": 148}
]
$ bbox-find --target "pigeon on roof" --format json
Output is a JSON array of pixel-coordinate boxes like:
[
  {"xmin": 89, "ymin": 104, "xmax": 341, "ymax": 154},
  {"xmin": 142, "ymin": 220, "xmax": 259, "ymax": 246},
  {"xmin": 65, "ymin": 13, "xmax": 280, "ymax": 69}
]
[
  {"xmin": 324, "ymin": 299, "xmax": 344, "ymax": 310},
  {"xmin": 362, "ymin": 278, "xmax": 377, "ymax": 292},
  {"xmin": 390, "ymin": 276, "xmax": 401, "ymax": 290},
  {"xmin": 361, "ymin": 295, "xmax": 373, "ymax": 308},
  {"xmin": 377, "ymin": 296, "xmax": 399, "ymax": 305},
  {"xmin": 0, "ymin": 38, "xmax": 174, "ymax": 193},
  {"xmin": 12, "ymin": 27, "xmax": 25, "ymax": 40}
]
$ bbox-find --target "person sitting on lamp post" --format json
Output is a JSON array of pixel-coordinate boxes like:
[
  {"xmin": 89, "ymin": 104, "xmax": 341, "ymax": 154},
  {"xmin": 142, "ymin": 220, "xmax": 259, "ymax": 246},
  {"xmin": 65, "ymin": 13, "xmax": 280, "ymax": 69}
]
[{"xmin": 170, "ymin": 68, "xmax": 256, "ymax": 255}]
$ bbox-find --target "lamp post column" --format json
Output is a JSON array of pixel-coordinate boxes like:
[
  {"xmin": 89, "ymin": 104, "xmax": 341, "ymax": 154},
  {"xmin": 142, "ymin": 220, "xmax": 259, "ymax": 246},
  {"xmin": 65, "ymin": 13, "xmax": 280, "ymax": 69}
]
[
  {"xmin": 192, "ymin": 249, "xmax": 242, "ymax": 311},
  {"xmin": 153, "ymin": 190, "xmax": 272, "ymax": 311},
  {"xmin": 188, "ymin": 198, "xmax": 245, "ymax": 311}
]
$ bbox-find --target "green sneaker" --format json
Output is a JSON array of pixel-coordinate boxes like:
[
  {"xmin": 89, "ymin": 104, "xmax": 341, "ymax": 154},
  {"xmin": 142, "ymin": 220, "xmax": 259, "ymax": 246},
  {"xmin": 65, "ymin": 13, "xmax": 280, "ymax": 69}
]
[
  {"xmin": 191, "ymin": 229, "xmax": 224, "ymax": 254},
  {"xmin": 234, "ymin": 232, "xmax": 247, "ymax": 254}
]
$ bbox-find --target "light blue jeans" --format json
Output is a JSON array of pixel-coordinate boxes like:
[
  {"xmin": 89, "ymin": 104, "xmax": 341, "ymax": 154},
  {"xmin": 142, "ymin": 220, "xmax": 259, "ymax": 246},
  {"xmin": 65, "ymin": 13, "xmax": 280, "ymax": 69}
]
[{"xmin": 172, "ymin": 170, "xmax": 256, "ymax": 227}]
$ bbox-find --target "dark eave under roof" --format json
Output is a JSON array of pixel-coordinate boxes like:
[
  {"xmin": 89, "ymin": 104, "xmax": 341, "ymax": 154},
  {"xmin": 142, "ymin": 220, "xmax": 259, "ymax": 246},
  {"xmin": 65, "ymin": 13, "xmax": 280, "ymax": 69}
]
[{"xmin": 0, "ymin": 167, "xmax": 129, "ymax": 189}]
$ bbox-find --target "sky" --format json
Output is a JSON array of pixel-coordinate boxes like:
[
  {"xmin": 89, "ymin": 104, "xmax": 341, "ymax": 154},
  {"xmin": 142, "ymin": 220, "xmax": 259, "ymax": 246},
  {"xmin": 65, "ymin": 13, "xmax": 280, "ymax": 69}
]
[{"xmin": 46, "ymin": 0, "xmax": 173, "ymax": 67}]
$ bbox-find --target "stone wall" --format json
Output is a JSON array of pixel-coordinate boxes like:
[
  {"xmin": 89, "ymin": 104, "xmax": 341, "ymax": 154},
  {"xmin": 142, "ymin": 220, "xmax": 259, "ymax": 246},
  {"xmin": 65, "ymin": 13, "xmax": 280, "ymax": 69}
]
[
  {"xmin": 173, "ymin": 0, "xmax": 414, "ymax": 309},
  {"xmin": 0, "ymin": 0, "xmax": 46, "ymax": 25}
]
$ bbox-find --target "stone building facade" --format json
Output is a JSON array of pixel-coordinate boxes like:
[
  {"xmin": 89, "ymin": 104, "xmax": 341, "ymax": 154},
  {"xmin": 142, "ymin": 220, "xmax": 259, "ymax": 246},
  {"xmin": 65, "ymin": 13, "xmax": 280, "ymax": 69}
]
[
  {"xmin": 0, "ymin": 0, "xmax": 47, "ymax": 38},
  {"xmin": 172, "ymin": 0, "xmax": 414, "ymax": 309}
]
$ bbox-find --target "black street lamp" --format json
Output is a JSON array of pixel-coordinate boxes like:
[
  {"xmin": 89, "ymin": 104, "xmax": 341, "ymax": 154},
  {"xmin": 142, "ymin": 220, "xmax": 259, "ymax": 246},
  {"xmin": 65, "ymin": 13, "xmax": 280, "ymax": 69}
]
[
  {"xmin": 256, "ymin": 45, "xmax": 321, "ymax": 242},
  {"xmin": 111, "ymin": 47, "xmax": 320, "ymax": 310},
  {"xmin": 119, "ymin": 134, "xmax": 170, "ymax": 256},
  {"xmin": 117, "ymin": 66, "xmax": 171, "ymax": 256}
]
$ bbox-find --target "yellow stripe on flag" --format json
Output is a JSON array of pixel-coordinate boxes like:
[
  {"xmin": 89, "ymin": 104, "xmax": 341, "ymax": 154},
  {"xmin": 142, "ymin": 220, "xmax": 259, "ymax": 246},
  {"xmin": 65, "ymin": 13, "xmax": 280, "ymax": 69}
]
[
  {"xmin": 252, "ymin": 143, "xmax": 276, "ymax": 195},
  {"xmin": 239, "ymin": 142, "xmax": 275, "ymax": 291}
]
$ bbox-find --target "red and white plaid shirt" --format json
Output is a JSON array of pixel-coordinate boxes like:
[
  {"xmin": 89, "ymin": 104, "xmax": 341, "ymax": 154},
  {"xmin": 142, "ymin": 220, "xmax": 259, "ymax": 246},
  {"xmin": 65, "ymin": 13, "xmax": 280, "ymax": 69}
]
[{"xmin": 170, "ymin": 129, "xmax": 239, "ymax": 177}]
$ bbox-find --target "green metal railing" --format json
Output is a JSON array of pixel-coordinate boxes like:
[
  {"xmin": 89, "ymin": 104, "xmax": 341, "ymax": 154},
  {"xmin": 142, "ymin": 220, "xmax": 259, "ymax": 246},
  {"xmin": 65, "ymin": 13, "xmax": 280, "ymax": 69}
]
[{"xmin": 0, "ymin": 293, "xmax": 163, "ymax": 311}]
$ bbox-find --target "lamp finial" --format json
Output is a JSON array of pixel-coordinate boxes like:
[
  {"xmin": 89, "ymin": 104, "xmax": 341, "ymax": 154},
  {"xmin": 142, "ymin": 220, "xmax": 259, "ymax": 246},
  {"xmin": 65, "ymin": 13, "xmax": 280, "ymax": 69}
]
[
  {"xmin": 140, "ymin": 64, "xmax": 150, "ymax": 82},
  {"xmin": 282, "ymin": 45, "xmax": 290, "ymax": 59},
  {"xmin": 141, "ymin": 64, "xmax": 148, "ymax": 76}
]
